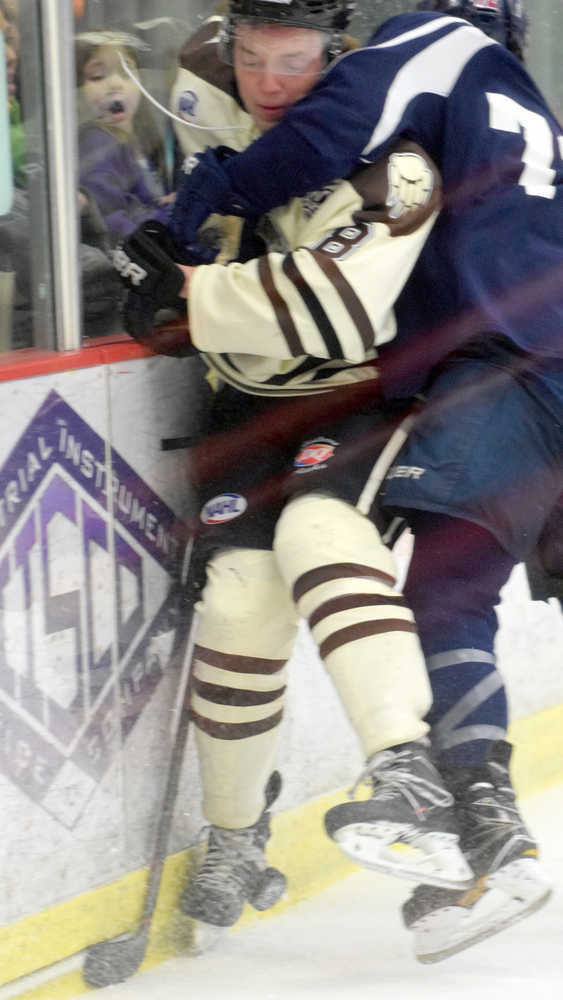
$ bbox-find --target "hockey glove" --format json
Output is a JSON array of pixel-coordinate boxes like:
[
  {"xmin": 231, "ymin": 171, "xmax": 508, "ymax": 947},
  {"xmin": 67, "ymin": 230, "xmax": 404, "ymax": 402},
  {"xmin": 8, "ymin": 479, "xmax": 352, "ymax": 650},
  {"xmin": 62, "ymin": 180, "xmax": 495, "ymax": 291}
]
[
  {"xmin": 170, "ymin": 146, "xmax": 257, "ymax": 254},
  {"xmin": 386, "ymin": 150, "xmax": 435, "ymax": 220},
  {"xmin": 113, "ymin": 220, "xmax": 192, "ymax": 354}
]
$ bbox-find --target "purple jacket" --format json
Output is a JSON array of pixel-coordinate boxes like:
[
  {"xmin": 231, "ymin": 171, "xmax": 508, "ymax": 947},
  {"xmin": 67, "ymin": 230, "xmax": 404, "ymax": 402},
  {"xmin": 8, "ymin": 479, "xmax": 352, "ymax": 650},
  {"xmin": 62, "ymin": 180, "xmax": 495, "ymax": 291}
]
[{"xmin": 79, "ymin": 123, "xmax": 170, "ymax": 243}]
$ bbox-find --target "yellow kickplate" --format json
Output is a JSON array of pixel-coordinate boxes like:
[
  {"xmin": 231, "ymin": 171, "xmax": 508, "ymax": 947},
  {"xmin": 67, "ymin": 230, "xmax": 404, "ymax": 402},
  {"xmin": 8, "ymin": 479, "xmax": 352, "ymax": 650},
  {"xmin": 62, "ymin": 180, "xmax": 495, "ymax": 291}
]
[{"xmin": 4, "ymin": 703, "xmax": 563, "ymax": 999}]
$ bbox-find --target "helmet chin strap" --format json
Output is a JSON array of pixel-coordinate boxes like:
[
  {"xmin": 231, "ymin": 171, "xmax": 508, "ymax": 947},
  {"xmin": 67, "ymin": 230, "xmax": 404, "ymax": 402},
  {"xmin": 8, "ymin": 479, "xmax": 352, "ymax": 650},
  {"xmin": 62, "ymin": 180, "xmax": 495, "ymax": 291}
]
[{"xmin": 117, "ymin": 50, "xmax": 248, "ymax": 131}]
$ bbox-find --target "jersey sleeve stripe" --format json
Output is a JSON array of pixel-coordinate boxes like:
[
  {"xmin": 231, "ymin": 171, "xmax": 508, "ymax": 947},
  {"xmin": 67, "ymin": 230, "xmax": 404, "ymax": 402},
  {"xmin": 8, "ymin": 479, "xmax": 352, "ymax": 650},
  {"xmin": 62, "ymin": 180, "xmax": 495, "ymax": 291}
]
[
  {"xmin": 361, "ymin": 27, "xmax": 495, "ymax": 156},
  {"xmin": 282, "ymin": 254, "xmax": 344, "ymax": 360},
  {"xmin": 258, "ymin": 255, "xmax": 305, "ymax": 357},
  {"xmin": 372, "ymin": 15, "xmax": 465, "ymax": 50},
  {"xmin": 309, "ymin": 249, "xmax": 376, "ymax": 353}
]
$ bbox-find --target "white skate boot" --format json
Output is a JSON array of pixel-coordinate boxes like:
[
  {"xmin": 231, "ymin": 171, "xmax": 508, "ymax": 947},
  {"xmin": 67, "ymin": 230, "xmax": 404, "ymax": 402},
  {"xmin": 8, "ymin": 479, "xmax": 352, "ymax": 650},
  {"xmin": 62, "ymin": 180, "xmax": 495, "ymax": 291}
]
[{"xmin": 402, "ymin": 741, "xmax": 552, "ymax": 962}]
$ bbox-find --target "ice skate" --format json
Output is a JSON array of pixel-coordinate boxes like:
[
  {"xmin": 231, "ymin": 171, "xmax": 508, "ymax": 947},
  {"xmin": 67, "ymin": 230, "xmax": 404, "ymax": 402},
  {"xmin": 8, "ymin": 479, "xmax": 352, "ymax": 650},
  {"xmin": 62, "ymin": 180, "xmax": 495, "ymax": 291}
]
[
  {"xmin": 324, "ymin": 740, "xmax": 474, "ymax": 889},
  {"xmin": 402, "ymin": 741, "xmax": 552, "ymax": 963},
  {"xmin": 180, "ymin": 772, "xmax": 287, "ymax": 928}
]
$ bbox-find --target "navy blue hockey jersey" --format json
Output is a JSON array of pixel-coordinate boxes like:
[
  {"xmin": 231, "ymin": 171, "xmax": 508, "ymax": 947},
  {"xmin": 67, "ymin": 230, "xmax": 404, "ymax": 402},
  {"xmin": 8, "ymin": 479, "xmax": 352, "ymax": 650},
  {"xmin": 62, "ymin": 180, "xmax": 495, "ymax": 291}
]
[{"xmin": 220, "ymin": 11, "xmax": 563, "ymax": 389}]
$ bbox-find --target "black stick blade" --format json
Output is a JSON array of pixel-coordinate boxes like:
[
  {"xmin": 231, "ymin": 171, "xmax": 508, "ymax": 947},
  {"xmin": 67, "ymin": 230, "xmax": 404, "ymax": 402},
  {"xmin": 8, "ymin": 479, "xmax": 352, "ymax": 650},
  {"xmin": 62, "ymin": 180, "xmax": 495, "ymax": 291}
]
[{"xmin": 82, "ymin": 929, "xmax": 149, "ymax": 987}]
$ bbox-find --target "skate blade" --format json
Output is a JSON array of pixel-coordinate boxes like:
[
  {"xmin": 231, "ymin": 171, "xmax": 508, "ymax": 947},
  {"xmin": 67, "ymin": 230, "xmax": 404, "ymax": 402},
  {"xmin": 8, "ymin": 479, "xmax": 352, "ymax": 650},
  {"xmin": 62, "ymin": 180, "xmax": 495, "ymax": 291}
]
[
  {"xmin": 333, "ymin": 822, "xmax": 474, "ymax": 890},
  {"xmin": 414, "ymin": 861, "xmax": 553, "ymax": 963},
  {"xmin": 186, "ymin": 921, "xmax": 227, "ymax": 956}
]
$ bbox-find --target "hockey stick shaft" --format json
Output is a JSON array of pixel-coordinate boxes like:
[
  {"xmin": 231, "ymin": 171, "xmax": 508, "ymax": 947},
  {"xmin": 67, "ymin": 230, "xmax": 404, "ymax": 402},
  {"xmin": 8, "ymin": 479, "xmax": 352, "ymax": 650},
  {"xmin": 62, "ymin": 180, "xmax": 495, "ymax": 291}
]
[
  {"xmin": 83, "ymin": 536, "xmax": 198, "ymax": 986},
  {"xmin": 139, "ymin": 584, "xmax": 197, "ymax": 928}
]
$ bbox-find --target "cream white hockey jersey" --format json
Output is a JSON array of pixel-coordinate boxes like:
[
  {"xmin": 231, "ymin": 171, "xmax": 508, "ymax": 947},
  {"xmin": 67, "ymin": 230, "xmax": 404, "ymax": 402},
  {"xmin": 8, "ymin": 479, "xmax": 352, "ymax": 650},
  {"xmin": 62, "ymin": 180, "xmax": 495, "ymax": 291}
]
[{"xmin": 171, "ymin": 19, "xmax": 440, "ymax": 396}]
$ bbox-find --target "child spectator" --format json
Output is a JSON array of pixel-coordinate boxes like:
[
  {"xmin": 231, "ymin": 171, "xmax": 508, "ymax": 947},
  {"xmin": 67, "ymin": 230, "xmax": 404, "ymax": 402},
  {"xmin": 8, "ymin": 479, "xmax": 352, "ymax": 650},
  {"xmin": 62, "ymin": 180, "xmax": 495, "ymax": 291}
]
[
  {"xmin": 76, "ymin": 30, "xmax": 173, "ymax": 245},
  {"xmin": 1, "ymin": 1, "xmax": 24, "ymax": 188}
]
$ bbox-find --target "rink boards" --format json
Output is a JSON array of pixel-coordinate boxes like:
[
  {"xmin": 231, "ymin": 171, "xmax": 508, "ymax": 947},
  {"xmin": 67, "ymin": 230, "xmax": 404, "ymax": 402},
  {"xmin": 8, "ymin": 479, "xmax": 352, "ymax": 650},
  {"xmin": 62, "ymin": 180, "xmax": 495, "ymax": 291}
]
[{"xmin": 0, "ymin": 357, "xmax": 562, "ymax": 998}]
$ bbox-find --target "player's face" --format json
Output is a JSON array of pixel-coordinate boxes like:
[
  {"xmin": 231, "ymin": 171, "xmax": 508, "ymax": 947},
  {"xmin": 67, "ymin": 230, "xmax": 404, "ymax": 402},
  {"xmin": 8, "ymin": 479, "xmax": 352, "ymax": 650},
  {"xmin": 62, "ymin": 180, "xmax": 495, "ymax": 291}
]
[
  {"xmin": 80, "ymin": 46, "xmax": 140, "ymax": 131},
  {"xmin": 233, "ymin": 24, "xmax": 326, "ymax": 132}
]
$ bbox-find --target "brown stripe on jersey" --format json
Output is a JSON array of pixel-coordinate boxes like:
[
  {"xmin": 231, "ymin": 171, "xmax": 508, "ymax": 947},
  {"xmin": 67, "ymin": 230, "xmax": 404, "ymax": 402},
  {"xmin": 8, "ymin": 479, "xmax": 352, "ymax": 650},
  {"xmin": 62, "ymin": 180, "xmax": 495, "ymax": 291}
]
[
  {"xmin": 258, "ymin": 256, "xmax": 304, "ymax": 356},
  {"xmin": 293, "ymin": 563, "xmax": 396, "ymax": 603},
  {"xmin": 309, "ymin": 593, "xmax": 408, "ymax": 629},
  {"xmin": 320, "ymin": 619, "xmax": 418, "ymax": 658},
  {"xmin": 194, "ymin": 679, "xmax": 286, "ymax": 706},
  {"xmin": 206, "ymin": 351, "xmax": 379, "ymax": 397},
  {"xmin": 194, "ymin": 644, "xmax": 286, "ymax": 675},
  {"xmin": 190, "ymin": 707, "xmax": 284, "ymax": 740},
  {"xmin": 309, "ymin": 250, "xmax": 376, "ymax": 353},
  {"xmin": 282, "ymin": 255, "xmax": 344, "ymax": 359}
]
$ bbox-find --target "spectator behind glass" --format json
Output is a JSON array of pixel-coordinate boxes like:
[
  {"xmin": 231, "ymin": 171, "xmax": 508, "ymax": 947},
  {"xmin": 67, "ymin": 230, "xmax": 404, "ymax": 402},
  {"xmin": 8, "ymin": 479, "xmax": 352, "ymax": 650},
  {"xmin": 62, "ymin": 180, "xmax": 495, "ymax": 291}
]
[
  {"xmin": 76, "ymin": 31, "xmax": 173, "ymax": 245},
  {"xmin": 1, "ymin": 0, "xmax": 24, "ymax": 188}
]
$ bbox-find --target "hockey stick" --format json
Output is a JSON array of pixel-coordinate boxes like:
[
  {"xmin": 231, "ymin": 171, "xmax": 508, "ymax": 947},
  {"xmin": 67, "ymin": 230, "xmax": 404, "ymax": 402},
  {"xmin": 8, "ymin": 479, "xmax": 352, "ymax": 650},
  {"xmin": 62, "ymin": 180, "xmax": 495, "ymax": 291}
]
[{"xmin": 82, "ymin": 538, "xmax": 198, "ymax": 988}]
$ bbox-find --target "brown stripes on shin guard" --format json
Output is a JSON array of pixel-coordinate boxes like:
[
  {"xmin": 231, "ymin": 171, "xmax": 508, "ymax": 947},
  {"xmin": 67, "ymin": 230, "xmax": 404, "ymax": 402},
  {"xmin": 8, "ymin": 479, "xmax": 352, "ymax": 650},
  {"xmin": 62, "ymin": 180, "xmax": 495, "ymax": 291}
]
[
  {"xmin": 309, "ymin": 593, "xmax": 408, "ymax": 628},
  {"xmin": 319, "ymin": 619, "xmax": 417, "ymax": 658},
  {"xmin": 293, "ymin": 563, "xmax": 396, "ymax": 603},
  {"xmin": 193, "ymin": 644, "xmax": 286, "ymax": 674},
  {"xmin": 190, "ymin": 707, "xmax": 284, "ymax": 740},
  {"xmin": 191, "ymin": 643, "xmax": 286, "ymax": 740},
  {"xmin": 293, "ymin": 566, "xmax": 416, "ymax": 660}
]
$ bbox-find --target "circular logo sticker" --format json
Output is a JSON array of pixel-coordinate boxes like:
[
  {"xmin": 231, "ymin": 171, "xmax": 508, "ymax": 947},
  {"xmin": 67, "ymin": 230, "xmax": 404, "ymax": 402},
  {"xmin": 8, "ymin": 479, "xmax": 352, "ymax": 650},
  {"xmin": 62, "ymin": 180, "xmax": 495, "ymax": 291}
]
[
  {"xmin": 178, "ymin": 89, "xmax": 199, "ymax": 120},
  {"xmin": 294, "ymin": 442, "xmax": 335, "ymax": 467},
  {"xmin": 200, "ymin": 493, "xmax": 248, "ymax": 524}
]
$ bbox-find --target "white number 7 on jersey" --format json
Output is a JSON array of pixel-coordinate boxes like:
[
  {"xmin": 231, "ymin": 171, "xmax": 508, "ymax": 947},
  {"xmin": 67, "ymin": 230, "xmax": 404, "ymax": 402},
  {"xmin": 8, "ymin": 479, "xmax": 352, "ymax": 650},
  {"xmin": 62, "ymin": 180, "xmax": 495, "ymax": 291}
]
[{"xmin": 487, "ymin": 91, "xmax": 563, "ymax": 200}]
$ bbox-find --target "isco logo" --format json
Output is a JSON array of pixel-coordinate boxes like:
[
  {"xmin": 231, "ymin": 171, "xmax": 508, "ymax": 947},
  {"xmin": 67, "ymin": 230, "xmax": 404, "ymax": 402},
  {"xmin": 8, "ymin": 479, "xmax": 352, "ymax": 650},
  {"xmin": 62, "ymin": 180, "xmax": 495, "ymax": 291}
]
[
  {"xmin": 200, "ymin": 493, "xmax": 248, "ymax": 524},
  {"xmin": 0, "ymin": 391, "xmax": 185, "ymax": 827}
]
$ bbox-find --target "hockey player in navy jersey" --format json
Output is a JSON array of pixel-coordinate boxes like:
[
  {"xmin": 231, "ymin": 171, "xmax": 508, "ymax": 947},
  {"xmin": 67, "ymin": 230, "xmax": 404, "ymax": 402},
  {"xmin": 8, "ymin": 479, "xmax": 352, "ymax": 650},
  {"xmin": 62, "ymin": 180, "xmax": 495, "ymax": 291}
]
[
  {"xmin": 116, "ymin": 0, "xmax": 558, "ymax": 963},
  {"xmin": 163, "ymin": 0, "xmax": 560, "ymax": 962}
]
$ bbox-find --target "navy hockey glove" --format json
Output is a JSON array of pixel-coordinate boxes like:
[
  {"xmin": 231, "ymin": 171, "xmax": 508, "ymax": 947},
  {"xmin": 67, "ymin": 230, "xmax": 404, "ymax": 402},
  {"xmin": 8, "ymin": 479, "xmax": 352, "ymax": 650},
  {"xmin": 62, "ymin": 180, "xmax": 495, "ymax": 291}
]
[
  {"xmin": 113, "ymin": 220, "xmax": 193, "ymax": 355},
  {"xmin": 170, "ymin": 146, "xmax": 256, "ymax": 254}
]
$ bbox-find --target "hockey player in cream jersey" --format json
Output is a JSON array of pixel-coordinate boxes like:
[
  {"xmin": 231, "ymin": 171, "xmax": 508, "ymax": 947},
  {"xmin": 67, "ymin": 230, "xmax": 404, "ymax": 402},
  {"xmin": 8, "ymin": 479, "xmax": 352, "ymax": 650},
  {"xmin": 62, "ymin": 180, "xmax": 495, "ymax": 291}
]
[
  {"xmin": 169, "ymin": 14, "xmax": 437, "ymax": 397},
  {"xmin": 115, "ymin": 0, "xmax": 477, "ymax": 934}
]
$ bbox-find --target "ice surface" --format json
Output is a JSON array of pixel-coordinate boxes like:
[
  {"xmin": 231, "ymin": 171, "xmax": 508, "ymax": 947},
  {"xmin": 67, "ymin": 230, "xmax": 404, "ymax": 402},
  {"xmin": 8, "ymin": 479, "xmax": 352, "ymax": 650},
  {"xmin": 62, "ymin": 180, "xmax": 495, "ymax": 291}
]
[{"xmin": 88, "ymin": 781, "xmax": 563, "ymax": 1000}]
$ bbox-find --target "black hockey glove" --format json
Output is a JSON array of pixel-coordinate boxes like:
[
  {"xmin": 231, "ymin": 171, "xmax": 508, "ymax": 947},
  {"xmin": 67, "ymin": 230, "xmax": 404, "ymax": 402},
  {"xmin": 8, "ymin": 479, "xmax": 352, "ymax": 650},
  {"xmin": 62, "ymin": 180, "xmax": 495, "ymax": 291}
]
[
  {"xmin": 170, "ymin": 146, "xmax": 256, "ymax": 255},
  {"xmin": 113, "ymin": 220, "xmax": 194, "ymax": 354}
]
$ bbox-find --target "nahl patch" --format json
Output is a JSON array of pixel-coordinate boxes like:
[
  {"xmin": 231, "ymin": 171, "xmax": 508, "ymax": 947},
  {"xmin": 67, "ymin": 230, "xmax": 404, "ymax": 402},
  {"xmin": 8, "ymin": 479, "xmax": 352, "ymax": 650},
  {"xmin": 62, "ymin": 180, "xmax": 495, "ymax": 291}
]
[{"xmin": 201, "ymin": 493, "xmax": 248, "ymax": 524}]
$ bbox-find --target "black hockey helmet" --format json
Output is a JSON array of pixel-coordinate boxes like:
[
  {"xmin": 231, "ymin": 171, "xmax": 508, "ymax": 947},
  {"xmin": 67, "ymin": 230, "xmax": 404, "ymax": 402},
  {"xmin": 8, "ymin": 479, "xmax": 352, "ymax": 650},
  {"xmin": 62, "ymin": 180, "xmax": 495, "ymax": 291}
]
[
  {"xmin": 416, "ymin": 0, "xmax": 528, "ymax": 62},
  {"xmin": 228, "ymin": 0, "xmax": 355, "ymax": 33},
  {"xmin": 221, "ymin": 0, "xmax": 356, "ymax": 65}
]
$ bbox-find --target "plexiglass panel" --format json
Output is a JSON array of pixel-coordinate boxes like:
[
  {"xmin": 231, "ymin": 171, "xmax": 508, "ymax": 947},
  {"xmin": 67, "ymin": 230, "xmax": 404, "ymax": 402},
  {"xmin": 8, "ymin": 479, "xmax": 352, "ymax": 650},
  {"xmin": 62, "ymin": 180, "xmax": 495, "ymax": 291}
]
[
  {"xmin": 0, "ymin": 0, "xmax": 56, "ymax": 351},
  {"xmin": 0, "ymin": 1, "xmax": 561, "ymax": 352}
]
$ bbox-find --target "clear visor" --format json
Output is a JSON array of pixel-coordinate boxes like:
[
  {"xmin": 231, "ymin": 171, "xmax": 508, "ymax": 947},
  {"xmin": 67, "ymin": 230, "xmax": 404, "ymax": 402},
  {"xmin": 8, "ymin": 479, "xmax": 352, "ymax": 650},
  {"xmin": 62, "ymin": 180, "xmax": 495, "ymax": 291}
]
[{"xmin": 228, "ymin": 23, "xmax": 331, "ymax": 75}]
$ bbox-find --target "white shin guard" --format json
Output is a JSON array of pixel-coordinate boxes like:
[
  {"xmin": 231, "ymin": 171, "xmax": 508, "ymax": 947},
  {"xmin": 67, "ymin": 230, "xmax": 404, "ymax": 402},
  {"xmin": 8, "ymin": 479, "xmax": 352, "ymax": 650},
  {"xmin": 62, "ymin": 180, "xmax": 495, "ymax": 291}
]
[
  {"xmin": 274, "ymin": 493, "xmax": 431, "ymax": 755},
  {"xmin": 193, "ymin": 548, "xmax": 299, "ymax": 828}
]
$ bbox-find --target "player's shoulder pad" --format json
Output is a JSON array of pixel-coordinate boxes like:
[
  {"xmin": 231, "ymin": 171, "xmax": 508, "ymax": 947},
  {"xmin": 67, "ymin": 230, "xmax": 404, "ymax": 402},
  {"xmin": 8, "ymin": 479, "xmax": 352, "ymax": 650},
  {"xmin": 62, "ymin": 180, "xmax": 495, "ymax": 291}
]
[
  {"xmin": 350, "ymin": 141, "xmax": 442, "ymax": 236},
  {"xmin": 177, "ymin": 17, "xmax": 236, "ymax": 99}
]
